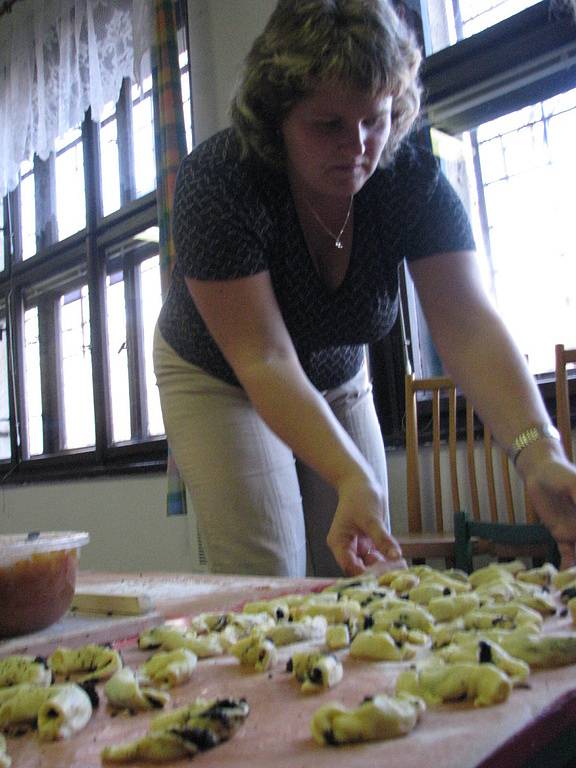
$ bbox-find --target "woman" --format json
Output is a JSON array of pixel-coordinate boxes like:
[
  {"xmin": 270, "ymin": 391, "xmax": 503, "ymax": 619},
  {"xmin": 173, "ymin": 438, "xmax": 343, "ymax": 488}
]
[{"xmin": 154, "ymin": 0, "xmax": 576, "ymax": 577}]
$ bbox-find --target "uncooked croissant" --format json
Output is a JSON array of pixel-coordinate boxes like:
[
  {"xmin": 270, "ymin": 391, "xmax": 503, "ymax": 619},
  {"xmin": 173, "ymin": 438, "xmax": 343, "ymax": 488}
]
[
  {"xmin": 310, "ymin": 693, "xmax": 425, "ymax": 745},
  {"xmin": 140, "ymin": 648, "xmax": 197, "ymax": 688},
  {"xmin": 48, "ymin": 644, "xmax": 122, "ymax": 682},
  {"xmin": 287, "ymin": 652, "xmax": 343, "ymax": 692},
  {"xmin": 396, "ymin": 661, "xmax": 512, "ymax": 707},
  {"xmin": 0, "ymin": 655, "xmax": 52, "ymax": 688},
  {"xmin": 101, "ymin": 697, "xmax": 250, "ymax": 763},
  {"xmin": 104, "ymin": 667, "xmax": 170, "ymax": 712}
]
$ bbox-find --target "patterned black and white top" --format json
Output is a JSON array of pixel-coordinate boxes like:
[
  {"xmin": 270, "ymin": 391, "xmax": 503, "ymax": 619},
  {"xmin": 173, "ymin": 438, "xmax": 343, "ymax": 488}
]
[{"xmin": 158, "ymin": 127, "xmax": 475, "ymax": 391}]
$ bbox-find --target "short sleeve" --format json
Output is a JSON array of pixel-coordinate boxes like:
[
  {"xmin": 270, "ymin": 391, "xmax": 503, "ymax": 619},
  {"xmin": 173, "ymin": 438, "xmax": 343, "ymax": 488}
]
[
  {"xmin": 406, "ymin": 170, "xmax": 476, "ymax": 261},
  {"xmin": 172, "ymin": 133, "xmax": 273, "ymax": 280}
]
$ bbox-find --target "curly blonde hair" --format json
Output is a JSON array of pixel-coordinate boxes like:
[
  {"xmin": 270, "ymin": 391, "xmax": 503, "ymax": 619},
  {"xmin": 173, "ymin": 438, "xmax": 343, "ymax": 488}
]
[{"xmin": 231, "ymin": 0, "xmax": 422, "ymax": 170}]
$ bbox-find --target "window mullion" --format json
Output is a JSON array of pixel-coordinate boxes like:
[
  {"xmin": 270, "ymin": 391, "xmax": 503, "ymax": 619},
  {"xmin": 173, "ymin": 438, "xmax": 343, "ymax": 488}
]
[
  {"xmin": 123, "ymin": 260, "xmax": 145, "ymax": 440},
  {"xmin": 10, "ymin": 290, "xmax": 29, "ymax": 460},
  {"xmin": 4, "ymin": 305, "xmax": 19, "ymax": 466},
  {"xmin": 37, "ymin": 296, "xmax": 60, "ymax": 453},
  {"xmin": 83, "ymin": 113, "xmax": 111, "ymax": 458},
  {"xmin": 116, "ymin": 78, "xmax": 137, "ymax": 205},
  {"xmin": 34, "ymin": 155, "xmax": 57, "ymax": 252},
  {"xmin": 8, "ymin": 188, "xmax": 22, "ymax": 265},
  {"xmin": 1, "ymin": 198, "xmax": 9, "ymax": 272}
]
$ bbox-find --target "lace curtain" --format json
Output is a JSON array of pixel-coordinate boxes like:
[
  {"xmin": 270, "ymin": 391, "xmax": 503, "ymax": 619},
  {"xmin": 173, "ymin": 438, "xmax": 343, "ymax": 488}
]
[{"xmin": 0, "ymin": 0, "xmax": 153, "ymax": 198}]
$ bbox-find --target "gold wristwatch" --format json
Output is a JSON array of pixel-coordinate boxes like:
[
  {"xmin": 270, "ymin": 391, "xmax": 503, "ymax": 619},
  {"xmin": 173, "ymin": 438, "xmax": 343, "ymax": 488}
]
[{"xmin": 510, "ymin": 424, "xmax": 561, "ymax": 466}]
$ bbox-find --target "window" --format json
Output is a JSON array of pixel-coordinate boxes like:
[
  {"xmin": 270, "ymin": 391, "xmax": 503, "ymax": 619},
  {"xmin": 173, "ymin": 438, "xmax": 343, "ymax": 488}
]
[
  {"xmin": 373, "ymin": 0, "xmax": 576, "ymax": 441},
  {"xmin": 105, "ymin": 230, "xmax": 164, "ymax": 445},
  {"xmin": 414, "ymin": 0, "xmax": 576, "ymax": 376},
  {"xmin": 0, "ymin": 20, "xmax": 192, "ymax": 482}
]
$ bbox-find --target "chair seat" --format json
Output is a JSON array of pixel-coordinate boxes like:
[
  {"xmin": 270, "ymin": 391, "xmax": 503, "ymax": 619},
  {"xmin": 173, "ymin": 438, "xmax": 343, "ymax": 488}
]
[{"xmin": 397, "ymin": 533, "xmax": 456, "ymax": 560}]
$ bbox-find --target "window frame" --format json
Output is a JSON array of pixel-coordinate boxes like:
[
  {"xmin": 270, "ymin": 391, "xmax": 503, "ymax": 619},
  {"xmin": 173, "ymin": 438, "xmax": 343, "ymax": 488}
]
[{"xmin": 0, "ymin": 85, "xmax": 181, "ymax": 484}]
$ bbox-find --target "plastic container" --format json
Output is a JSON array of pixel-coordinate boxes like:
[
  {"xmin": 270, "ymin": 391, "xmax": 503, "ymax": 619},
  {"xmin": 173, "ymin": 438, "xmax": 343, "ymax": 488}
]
[{"xmin": 0, "ymin": 531, "xmax": 90, "ymax": 638}]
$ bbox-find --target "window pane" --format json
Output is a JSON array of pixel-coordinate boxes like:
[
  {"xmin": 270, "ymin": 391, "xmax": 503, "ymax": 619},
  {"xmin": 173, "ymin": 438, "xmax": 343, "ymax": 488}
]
[
  {"xmin": 23, "ymin": 306, "xmax": 43, "ymax": 456},
  {"xmin": 131, "ymin": 77, "xmax": 156, "ymax": 197},
  {"xmin": 20, "ymin": 160, "xmax": 36, "ymax": 261},
  {"xmin": 59, "ymin": 286, "xmax": 95, "ymax": 449},
  {"xmin": 55, "ymin": 127, "xmax": 86, "ymax": 240},
  {"xmin": 139, "ymin": 252, "xmax": 164, "ymax": 436},
  {"xmin": 0, "ymin": 317, "xmax": 10, "ymax": 460},
  {"xmin": 435, "ymin": 87, "xmax": 576, "ymax": 375},
  {"xmin": 179, "ymin": 49, "xmax": 193, "ymax": 154},
  {"xmin": 106, "ymin": 271, "xmax": 131, "ymax": 443},
  {"xmin": 99, "ymin": 102, "xmax": 121, "ymax": 217},
  {"xmin": 422, "ymin": 0, "xmax": 540, "ymax": 54}
]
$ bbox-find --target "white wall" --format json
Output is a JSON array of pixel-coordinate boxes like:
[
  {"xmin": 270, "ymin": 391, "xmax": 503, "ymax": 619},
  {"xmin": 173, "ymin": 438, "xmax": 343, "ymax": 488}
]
[
  {"xmin": 186, "ymin": 0, "xmax": 276, "ymax": 141},
  {"xmin": 0, "ymin": 475, "xmax": 195, "ymax": 571},
  {"xmin": 0, "ymin": 450, "xmax": 407, "ymax": 571}
]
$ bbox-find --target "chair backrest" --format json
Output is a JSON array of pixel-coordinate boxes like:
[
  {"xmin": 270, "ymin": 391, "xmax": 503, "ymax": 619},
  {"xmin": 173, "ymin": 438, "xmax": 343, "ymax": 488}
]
[
  {"xmin": 555, "ymin": 344, "xmax": 576, "ymax": 463},
  {"xmin": 404, "ymin": 373, "xmax": 534, "ymax": 536},
  {"xmin": 454, "ymin": 511, "xmax": 560, "ymax": 573}
]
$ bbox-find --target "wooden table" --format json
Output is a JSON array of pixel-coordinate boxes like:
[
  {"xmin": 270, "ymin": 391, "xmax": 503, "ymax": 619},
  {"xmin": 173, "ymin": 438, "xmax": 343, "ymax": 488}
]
[{"xmin": 2, "ymin": 570, "xmax": 576, "ymax": 768}]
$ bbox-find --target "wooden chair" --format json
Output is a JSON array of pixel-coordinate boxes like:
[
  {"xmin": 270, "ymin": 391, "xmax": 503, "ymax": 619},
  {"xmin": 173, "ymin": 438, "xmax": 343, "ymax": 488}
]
[
  {"xmin": 397, "ymin": 373, "xmax": 545, "ymax": 566},
  {"xmin": 454, "ymin": 510, "xmax": 560, "ymax": 573},
  {"xmin": 555, "ymin": 344, "xmax": 576, "ymax": 463}
]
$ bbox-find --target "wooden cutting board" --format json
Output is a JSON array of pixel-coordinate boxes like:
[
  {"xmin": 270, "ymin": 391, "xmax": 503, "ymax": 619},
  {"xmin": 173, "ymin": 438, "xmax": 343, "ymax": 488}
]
[{"xmin": 0, "ymin": 605, "xmax": 161, "ymax": 658}]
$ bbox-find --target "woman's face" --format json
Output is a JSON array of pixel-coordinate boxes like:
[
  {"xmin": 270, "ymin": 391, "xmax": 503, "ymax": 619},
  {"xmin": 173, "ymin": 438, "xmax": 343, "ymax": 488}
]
[{"xmin": 281, "ymin": 79, "xmax": 392, "ymax": 203}]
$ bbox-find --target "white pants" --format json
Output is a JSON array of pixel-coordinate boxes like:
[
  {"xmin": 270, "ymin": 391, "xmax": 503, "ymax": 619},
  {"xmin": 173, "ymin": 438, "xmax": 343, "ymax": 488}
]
[{"xmin": 153, "ymin": 326, "xmax": 389, "ymax": 577}]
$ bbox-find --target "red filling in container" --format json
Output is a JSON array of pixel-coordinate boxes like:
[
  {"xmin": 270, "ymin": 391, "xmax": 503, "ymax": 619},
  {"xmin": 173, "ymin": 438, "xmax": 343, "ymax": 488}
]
[{"xmin": 0, "ymin": 531, "xmax": 89, "ymax": 638}]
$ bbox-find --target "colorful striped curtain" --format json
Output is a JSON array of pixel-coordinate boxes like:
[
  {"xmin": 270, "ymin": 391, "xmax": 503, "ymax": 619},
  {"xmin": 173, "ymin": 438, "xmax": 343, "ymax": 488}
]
[{"xmin": 151, "ymin": 0, "xmax": 189, "ymax": 516}]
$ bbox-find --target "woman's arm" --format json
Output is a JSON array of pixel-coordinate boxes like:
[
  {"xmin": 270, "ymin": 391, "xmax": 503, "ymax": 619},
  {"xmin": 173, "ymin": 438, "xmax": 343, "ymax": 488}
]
[
  {"xmin": 408, "ymin": 250, "xmax": 576, "ymax": 567},
  {"xmin": 185, "ymin": 272, "xmax": 401, "ymax": 574}
]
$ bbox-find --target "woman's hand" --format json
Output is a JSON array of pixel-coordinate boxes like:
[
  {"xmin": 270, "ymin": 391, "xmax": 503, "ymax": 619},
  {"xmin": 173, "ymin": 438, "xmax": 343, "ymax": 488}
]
[
  {"xmin": 518, "ymin": 448, "xmax": 576, "ymax": 570},
  {"xmin": 326, "ymin": 474, "xmax": 403, "ymax": 575}
]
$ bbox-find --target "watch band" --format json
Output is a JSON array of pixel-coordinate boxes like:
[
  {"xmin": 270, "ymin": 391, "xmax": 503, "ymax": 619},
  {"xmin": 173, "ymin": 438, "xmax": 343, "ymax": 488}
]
[{"xmin": 509, "ymin": 424, "xmax": 561, "ymax": 466}]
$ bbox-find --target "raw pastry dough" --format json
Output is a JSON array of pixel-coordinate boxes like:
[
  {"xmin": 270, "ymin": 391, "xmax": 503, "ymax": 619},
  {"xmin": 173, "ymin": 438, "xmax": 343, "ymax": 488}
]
[
  {"xmin": 287, "ymin": 652, "xmax": 343, "ymax": 692},
  {"xmin": 0, "ymin": 683, "xmax": 93, "ymax": 739},
  {"xmin": 371, "ymin": 603, "xmax": 435, "ymax": 634},
  {"xmin": 0, "ymin": 733, "xmax": 11, "ymax": 768},
  {"xmin": 350, "ymin": 630, "xmax": 412, "ymax": 661},
  {"xmin": 242, "ymin": 599, "xmax": 290, "ymax": 621},
  {"xmin": 140, "ymin": 648, "xmax": 197, "ymax": 688},
  {"xmin": 0, "ymin": 684, "xmax": 58, "ymax": 733},
  {"xmin": 37, "ymin": 684, "xmax": 93, "ymax": 741},
  {"xmin": 139, "ymin": 625, "xmax": 223, "ymax": 658},
  {"xmin": 396, "ymin": 661, "xmax": 512, "ymax": 707},
  {"xmin": 48, "ymin": 644, "xmax": 122, "ymax": 682},
  {"xmin": 291, "ymin": 600, "xmax": 362, "ymax": 624},
  {"xmin": 497, "ymin": 632, "xmax": 576, "ymax": 669},
  {"xmin": 463, "ymin": 604, "xmax": 542, "ymax": 632},
  {"xmin": 101, "ymin": 697, "xmax": 249, "ymax": 763},
  {"xmin": 104, "ymin": 667, "xmax": 171, "ymax": 712},
  {"xmin": 310, "ymin": 693, "xmax": 425, "ymax": 745},
  {"xmin": 265, "ymin": 616, "xmax": 327, "ymax": 646},
  {"xmin": 325, "ymin": 624, "xmax": 352, "ymax": 650},
  {"xmin": 427, "ymin": 593, "xmax": 480, "ymax": 622},
  {"xmin": 0, "ymin": 655, "xmax": 52, "ymax": 688},
  {"xmin": 230, "ymin": 633, "xmax": 277, "ymax": 672},
  {"xmin": 435, "ymin": 638, "xmax": 530, "ymax": 684},
  {"xmin": 516, "ymin": 563, "xmax": 557, "ymax": 586}
]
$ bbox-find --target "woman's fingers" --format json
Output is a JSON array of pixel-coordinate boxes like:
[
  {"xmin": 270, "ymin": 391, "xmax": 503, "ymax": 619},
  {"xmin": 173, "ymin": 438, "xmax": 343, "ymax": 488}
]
[{"xmin": 328, "ymin": 522, "xmax": 404, "ymax": 576}]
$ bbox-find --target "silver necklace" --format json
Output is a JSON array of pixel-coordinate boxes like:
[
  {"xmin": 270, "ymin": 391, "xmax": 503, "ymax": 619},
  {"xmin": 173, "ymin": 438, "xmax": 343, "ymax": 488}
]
[{"xmin": 308, "ymin": 197, "xmax": 353, "ymax": 249}]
